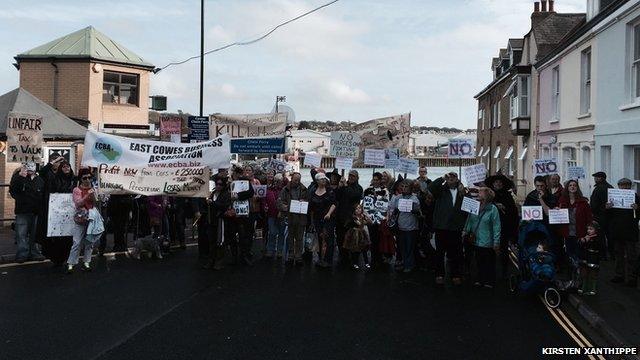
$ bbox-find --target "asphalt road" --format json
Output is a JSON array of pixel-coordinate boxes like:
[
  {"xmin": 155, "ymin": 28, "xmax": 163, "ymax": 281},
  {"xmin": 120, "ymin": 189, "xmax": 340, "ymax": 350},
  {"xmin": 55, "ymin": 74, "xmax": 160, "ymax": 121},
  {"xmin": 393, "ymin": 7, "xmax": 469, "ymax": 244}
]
[{"xmin": 0, "ymin": 248, "xmax": 583, "ymax": 360}]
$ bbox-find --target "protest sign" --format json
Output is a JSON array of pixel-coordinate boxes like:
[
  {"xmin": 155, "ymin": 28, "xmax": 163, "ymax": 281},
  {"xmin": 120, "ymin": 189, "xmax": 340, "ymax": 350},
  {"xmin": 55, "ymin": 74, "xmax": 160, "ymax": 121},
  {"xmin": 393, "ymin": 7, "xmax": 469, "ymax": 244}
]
[
  {"xmin": 82, "ymin": 130, "xmax": 230, "ymax": 169},
  {"xmin": 461, "ymin": 197, "xmax": 480, "ymax": 215},
  {"xmin": 533, "ymin": 159, "xmax": 558, "ymax": 176},
  {"xmin": 97, "ymin": 164, "xmax": 210, "ymax": 197},
  {"xmin": 229, "ymin": 137, "xmax": 285, "ymax": 154},
  {"xmin": 336, "ymin": 157, "xmax": 353, "ymax": 171},
  {"xmin": 395, "ymin": 158, "xmax": 419, "ymax": 175},
  {"xmin": 462, "ymin": 164, "xmax": 487, "ymax": 187},
  {"xmin": 160, "ymin": 115, "xmax": 182, "ymax": 143},
  {"xmin": 233, "ymin": 200, "xmax": 250, "ymax": 216},
  {"xmin": 6, "ymin": 112, "xmax": 43, "ymax": 163},
  {"xmin": 566, "ymin": 166, "xmax": 585, "ymax": 180},
  {"xmin": 47, "ymin": 193, "xmax": 75, "ymax": 237},
  {"xmin": 210, "ymin": 113, "xmax": 287, "ymax": 138},
  {"xmin": 304, "ymin": 152, "xmax": 322, "ymax": 168},
  {"xmin": 521, "ymin": 206, "xmax": 544, "ymax": 221},
  {"xmin": 398, "ymin": 198, "xmax": 414, "ymax": 213},
  {"xmin": 330, "ymin": 132, "xmax": 361, "ymax": 158},
  {"xmin": 448, "ymin": 139, "xmax": 476, "ymax": 159},
  {"xmin": 231, "ymin": 180, "xmax": 250, "ymax": 193},
  {"xmin": 384, "ymin": 148, "xmax": 400, "ymax": 168},
  {"xmin": 268, "ymin": 159, "xmax": 289, "ymax": 173},
  {"xmin": 351, "ymin": 113, "xmax": 411, "ymax": 156},
  {"xmin": 363, "ymin": 196, "xmax": 375, "ymax": 211},
  {"xmin": 608, "ymin": 189, "xmax": 637, "ymax": 209},
  {"xmin": 289, "ymin": 200, "xmax": 309, "ymax": 214},
  {"xmin": 364, "ymin": 149, "xmax": 385, "ymax": 167},
  {"xmin": 548, "ymin": 209, "xmax": 570, "ymax": 224},
  {"xmin": 188, "ymin": 116, "xmax": 209, "ymax": 142},
  {"xmin": 253, "ymin": 184, "xmax": 267, "ymax": 198}
]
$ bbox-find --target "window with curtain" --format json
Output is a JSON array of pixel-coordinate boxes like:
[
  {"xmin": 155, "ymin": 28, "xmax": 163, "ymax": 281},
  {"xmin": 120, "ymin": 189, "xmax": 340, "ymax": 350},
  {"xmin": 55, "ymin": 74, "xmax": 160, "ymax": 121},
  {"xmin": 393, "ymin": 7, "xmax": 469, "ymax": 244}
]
[
  {"xmin": 552, "ymin": 66, "xmax": 560, "ymax": 120},
  {"xmin": 632, "ymin": 24, "xmax": 640, "ymax": 99},
  {"xmin": 580, "ymin": 49, "xmax": 591, "ymax": 114}
]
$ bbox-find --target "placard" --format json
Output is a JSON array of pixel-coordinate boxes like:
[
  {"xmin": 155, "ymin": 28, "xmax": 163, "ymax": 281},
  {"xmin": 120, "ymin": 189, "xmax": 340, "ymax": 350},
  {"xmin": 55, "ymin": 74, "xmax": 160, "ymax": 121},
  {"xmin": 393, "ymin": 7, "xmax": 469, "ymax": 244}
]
[
  {"xmin": 363, "ymin": 196, "xmax": 375, "ymax": 211},
  {"xmin": 188, "ymin": 116, "xmax": 210, "ymax": 143},
  {"xmin": 330, "ymin": 132, "xmax": 361, "ymax": 158},
  {"xmin": 398, "ymin": 198, "xmax": 414, "ymax": 213},
  {"xmin": 268, "ymin": 159, "xmax": 289, "ymax": 173},
  {"xmin": 461, "ymin": 197, "xmax": 480, "ymax": 215},
  {"xmin": 231, "ymin": 180, "xmax": 250, "ymax": 193},
  {"xmin": 159, "ymin": 115, "xmax": 182, "ymax": 143},
  {"xmin": 289, "ymin": 200, "xmax": 309, "ymax": 214},
  {"xmin": 97, "ymin": 164, "xmax": 210, "ymax": 197},
  {"xmin": 548, "ymin": 209, "xmax": 570, "ymax": 224},
  {"xmin": 351, "ymin": 113, "xmax": 411, "ymax": 156},
  {"xmin": 566, "ymin": 166, "xmax": 585, "ymax": 180},
  {"xmin": 230, "ymin": 137, "xmax": 285, "ymax": 154},
  {"xmin": 385, "ymin": 148, "xmax": 400, "ymax": 168},
  {"xmin": 335, "ymin": 157, "xmax": 353, "ymax": 171},
  {"xmin": 395, "ymin": 158, "xmax": 419, "ymax": 175},
  {"xmin": 608, "ymin": 189, "xmax": 637, "ymax": 209},
  {"xmin": 6, "ymin": 112, "xmax": 43, "ymax": 163},
  {"xmin": 233, "ymin": 200, "xmax": 250, "ymax": 216},
  {"xmin": 210, "ymin": 113, "xmax": 287, "ymax": 138},
  {"xmin": 448, "ymin": 139, "xmax": 475, "ymax": 159},
  {"xmin": 253, "ymin": 184, "xmax": 267, "ymax": 198},
  {"xmin": 462, "ymin": 164, "xmax": 487, "ymax": 187},
  {"xmin": 533, "ymin": 159, "xmax": 558, "ymax": 176},
  {"xmin": 521, "ymin": 206, "xmax": 544, "ymax": 221},
  {"xmin": 364, "ymin": 149, "xmax": 385, "ymax": 167},
  {"xmin": 47, "ymin": 193, "xmax": 75, "ymax": 236},
  {"xmin": 304, "ymin": 152, "xmax": 322, "ymax": 168}
]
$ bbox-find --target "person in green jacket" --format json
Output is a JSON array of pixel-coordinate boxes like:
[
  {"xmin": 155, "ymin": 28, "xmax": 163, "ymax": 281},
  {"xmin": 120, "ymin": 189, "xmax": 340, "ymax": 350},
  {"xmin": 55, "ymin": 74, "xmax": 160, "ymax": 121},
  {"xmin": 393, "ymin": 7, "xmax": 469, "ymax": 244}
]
[{"xmin": 462, "ymin": 187, "xmax": 501, "ymax": 288}]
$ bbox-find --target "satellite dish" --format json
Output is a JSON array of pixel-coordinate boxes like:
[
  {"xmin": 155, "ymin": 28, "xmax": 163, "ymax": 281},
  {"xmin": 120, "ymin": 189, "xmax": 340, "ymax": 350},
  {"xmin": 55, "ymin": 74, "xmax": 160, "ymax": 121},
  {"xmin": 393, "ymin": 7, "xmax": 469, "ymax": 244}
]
[{"xmin": 272, "ymin": 104, "xmax": 295, "ymax": 123}]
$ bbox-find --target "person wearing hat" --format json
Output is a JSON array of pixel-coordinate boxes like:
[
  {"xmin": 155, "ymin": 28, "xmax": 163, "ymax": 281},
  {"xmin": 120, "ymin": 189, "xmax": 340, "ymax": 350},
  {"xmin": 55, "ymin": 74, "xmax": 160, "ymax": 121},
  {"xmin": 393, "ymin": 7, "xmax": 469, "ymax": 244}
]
[
  {"xmin": 590, "ymin": 171, "xmax": 614, "ymax": 259},
  {"xmin": 606, "ymin": 178, "xmax": 640, "ymax": 287},
  {"xmin": 335, "ymin": 170, "xmax": 363, "ymax": 265},
  {"xmin": 10, "ymin": 162, "xmax": 46, "ymax": 263},
  {"xmin": 309, "ymin": 172, "xmax": 337, "ymax": 267},
  {"xmin": 485, "ymin": 174, "xmax": 518, "ymax": 278}
]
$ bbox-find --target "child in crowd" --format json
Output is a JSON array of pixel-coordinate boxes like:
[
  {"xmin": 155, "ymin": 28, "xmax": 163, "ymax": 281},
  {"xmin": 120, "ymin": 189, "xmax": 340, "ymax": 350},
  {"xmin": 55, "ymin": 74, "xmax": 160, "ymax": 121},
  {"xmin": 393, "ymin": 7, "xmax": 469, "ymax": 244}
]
[
  {"xmin": 343, "ymin": 204, "xmax": 372, "ymax": 270},
  {"xmin": 578, "ymin": 222, "xmax": 601, "ymax": 295}
]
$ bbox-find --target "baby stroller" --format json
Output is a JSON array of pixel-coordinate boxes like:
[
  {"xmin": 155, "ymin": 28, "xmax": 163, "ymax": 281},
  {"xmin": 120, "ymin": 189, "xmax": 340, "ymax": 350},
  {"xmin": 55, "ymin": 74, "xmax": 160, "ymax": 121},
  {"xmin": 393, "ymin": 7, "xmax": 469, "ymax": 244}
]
[{"xmin": 509, "ymin": 221, "xmax": 561, "ymax": 308}]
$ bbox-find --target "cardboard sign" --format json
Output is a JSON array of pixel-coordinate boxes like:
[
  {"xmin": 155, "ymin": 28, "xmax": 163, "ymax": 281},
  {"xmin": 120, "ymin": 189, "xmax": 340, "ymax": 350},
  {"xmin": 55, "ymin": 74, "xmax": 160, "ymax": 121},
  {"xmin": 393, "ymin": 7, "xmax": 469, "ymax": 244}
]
[
  {"xmin": 461, "ymin": 197, "xmax": 480, "ymax": 215},
  {"xmin": 608, "ymin": 189, "xmax": 637, "ymax": 209},
  {"xmin": 363, "ymin": 196, "xmax": 375, "ymax": 211},
  {"xmin": 253, "ymin": 184, "xmax": 267, "ymax": 198},
  {"xmin": 47, "ymin": 193, "xmax": 75, "ymax": 237},
  {"xmin": 98, "ymin": 165, "xmax": 210, "ymax": 197},
  {"xmin": 448, "ymin": 139, "xmax": 475, "ymax": 159},
  {"xmin": 566, "ymin": 166, "xmax": 586, "ymax": 180},
  {"xmin": 268, "ymin": 159, "xmax": 289, "ymax": 172},
  {"xmin": 159, "ymin": 115, "xmax": 182, "ymax": 143},
  {"xmin": 364, "ymin": 149, "xmax": 386, "ymax": 167},
  {"xmin": 6, "ymin": 112, "xmax": 43, "ymax": 163},
  {"xmin": 188, "ymin": 116, "xmax": 210, "ymax": 143},
  {"xmin": 462, "ymin": 164, "xmax": 487, "ymax": 187},
  {"xmin": 395, "ymin": 158, "xmax": 419, "ymax": 175},
  {"xmin": 304, "ymin": 152, "xmax": 322, "ymax": 168},
  {"xmin": 521, "ymin": 206, "xmax": 544, "ymax": 221},
  {"xmin": 330, "ymin": 132, "xmax": 361, "ymax": 158},
  {"xmin": 398, "ymin": 198, "xmax": 414, "ymax": 213},
  {"xmin": 548, "ymin": 209, "xmax": 570, "ymax": 224},
  {"xmin": 335, "ymin": 157, "xmax": 353, "ymax": 171},
  {"xmin": 533, "ymin": 159, "xmax": 558, "ymax": 176},
  {"xmin": 231, "ymin": 180, "xmax": 250, "ymax": 193},
  {"xmin": 233, "ymin": 200, "xmax": 250, "ymax": 216},
  {"xmin": 289, "ymin": 200, "xmax": 309, "ymax": 214}
]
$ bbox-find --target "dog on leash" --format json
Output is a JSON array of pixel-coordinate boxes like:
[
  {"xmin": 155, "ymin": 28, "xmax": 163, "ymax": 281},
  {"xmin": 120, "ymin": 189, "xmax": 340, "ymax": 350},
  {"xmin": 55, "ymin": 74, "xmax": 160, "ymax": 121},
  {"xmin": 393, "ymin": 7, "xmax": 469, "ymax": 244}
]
[{"xmin": 130, "ymin": 234, "xmax": 164, "ymax": 260}]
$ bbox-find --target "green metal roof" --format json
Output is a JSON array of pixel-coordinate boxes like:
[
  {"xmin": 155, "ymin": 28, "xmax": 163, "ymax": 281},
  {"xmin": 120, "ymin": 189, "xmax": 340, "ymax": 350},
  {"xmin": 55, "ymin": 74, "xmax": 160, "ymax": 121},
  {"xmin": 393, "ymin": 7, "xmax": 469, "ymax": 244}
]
[{"xmin": 16, "ymin": 26, "xmax": 154, "ymax": 69}]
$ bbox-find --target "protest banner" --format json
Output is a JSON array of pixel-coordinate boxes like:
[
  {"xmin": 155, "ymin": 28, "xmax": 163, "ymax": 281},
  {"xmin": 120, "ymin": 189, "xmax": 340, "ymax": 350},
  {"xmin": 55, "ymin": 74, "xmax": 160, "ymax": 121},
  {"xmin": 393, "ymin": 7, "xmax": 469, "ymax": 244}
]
[
  {"xmin": 395, "ymin": 158, "xmax": 419, "ymax": 175},
  {"xmin": 398, "ymin": 198, "xmax": 414, "ymax": 213},
  {"xmin": 608, "ymin": 189, "xmax": 637, "ymax": 209},
  {"xmin": 268, "ymin": 159, "xmax": 289, "ymax": 172},
  {"xmin": 335, "ymin": 157, "xmax": 353, "ymax": 171},
  {"xmin": 522, "ymin": 206, "xmax": 544, "ymax": 221},
  {"xmin": 351, "ymin": 113, "xmax": 411, "ymax": 156},
  {"xmin": 384, "ymin": 148, "xmax": 400, "ymax": 168},
  {"xmin": 448, "ymin": 139, "xmax": 475, "ymax": 159},
  {"xmin": 566, "ymin": 166, "xmax": 586, "ymax": 180},
  {"xmin": 6, "ymin": 112, "xmax": 43, "ymax": 163},
  {"xmin": 97, "ymin": 164, "xmax": 210, "ymax": 197},
  {"xmin": 159, "ymin": 115, "xmax": 182, "ymax": 143},
  {"xmin": 461, "ymin": 197, "xmax": 480, "ymax": 215},
  {"xmin": 233, "ymin": 200, "xmax": 250, "ymax": 216},
  {"xmin": 364, "ymin": 149, "xmax": 385, "ymax": 167},
  {"xmin": 289, "ymin": 200, "xmax": 309, "ymax": 214},
  {"xmin": 253, "ymin": 184, "xmax": 267, "ymax": 198},
  {"xmin": 304, "ymin": 152, "xmax": 322, "ymax": 168},
  {"xmin": 188, "ymin": 116, "xmax": 209, "ymax": 143},
  {"xmin": 47, "ymin": 193, "xmax": 75, "ymax": 237},
  {"xmin": 330, "ymin": 132, "xmax": 361, "ymax": 158},
  {"xmin": 533, "ymin": 159, "xmax": 558, "ymax": 176},
  {"xmin": 548, "ymin": 209, "xmax": 570, "ymax": 224},
  {"xmin": 462, "ymin": 163, "xmax": 487, "ymax": 187},
  {"xmin": 210, "ymin": 113, "xmax": 287, "ymax": 154},
  {"xmin": 82, "ymin": 130, "xmax": 231, "ymax": 169}
]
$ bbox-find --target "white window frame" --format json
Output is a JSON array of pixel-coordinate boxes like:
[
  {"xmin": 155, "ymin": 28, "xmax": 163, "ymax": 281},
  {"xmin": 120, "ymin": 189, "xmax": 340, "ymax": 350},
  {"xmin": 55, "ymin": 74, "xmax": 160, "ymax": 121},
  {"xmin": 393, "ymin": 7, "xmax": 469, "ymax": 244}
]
[
  {"xmin": 509, "ymin": 75, "xmax": 530, "ymax": 119},
  {"xmin": 564, "ymin": 147, "xmax": 578, "ymax": 169},
  {"xmin": 551, "ymin": 66, "xmax": 560, "ymax": 121},
  {"xmin": 492, "ymin": 102, "xmax": 500, "ymax": 128},
  {"xmin": 631, "ymin": 23, "xmax": 640, "ymax": 100},
  {"xmin": 580, "ymin": 48, "xmax": 592, "ymax": 115},
  {"xmin": 478, "ymin": 108, "xmax": 485, "ymax": 130}
]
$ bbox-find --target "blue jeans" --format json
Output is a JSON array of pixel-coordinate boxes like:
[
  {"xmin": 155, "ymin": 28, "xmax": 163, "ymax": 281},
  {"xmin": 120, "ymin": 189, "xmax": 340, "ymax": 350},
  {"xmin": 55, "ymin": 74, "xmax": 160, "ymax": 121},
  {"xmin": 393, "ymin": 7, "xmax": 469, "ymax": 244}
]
[
  {"xmin": 15, "ymin": 213, "xmax": 42, "ymax": 261},
  {"xmin": 398, "ymin": 230, "xmax": 418, "ymax": 270},
  {"xmin": 314, "ymin": 218, "xmax": 336, "ymax": 264},
  {"xmin": 266, "ymin": 217, "xmax": 286, "ymax": 255}
]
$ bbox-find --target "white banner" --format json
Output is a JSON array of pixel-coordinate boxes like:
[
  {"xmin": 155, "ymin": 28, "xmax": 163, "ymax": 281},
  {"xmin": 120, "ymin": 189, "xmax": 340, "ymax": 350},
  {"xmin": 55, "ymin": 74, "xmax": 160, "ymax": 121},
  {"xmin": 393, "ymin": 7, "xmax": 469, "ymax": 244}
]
[
  {"xmin": 351, "ymin": 113, "xmax": 411, "ymax": 156},
  {"xmin": 548, "ymin": 209, "xmax": 570, "ymax": 224},
  {"xmin": 364, "ymin": 149, "xmax": 385, "ymax": 167},
  {"xmin": 7, "ymin": 112, "xmax": 43, "ymax": 163},
  {"xmin": 97, "ymin": 164, "xmax": 210, "ymax": 197},
  {"xmin": 47, "ymin": 193, "xmax": 76, "ymax": 237},
  {"xmin": 304, "ymin": 152, "xmax": 322, "ymax": 168},
  {"xmin": 462, "ymin": 164, "xmax": 487, "ymax": 187},
  {"xmin": 209, "ymin": 113, "xmax": 287, "ymax": 138},
  {"xmin": 82, "ymin": 129, "xmax": 230, "ymax": 169},
  {"xmin": 336, "ymin": 157, "xmax": 353, "ymax": 171},
  {"xmin": 330, "ymin": 132, "xmax": 361, "ymax": 158},
  {"xmin": 608, "ymin": 189, "xmax": 637, "ymax": 209},
  {"xmin": 533, "ymin": 159, "xmax": 558, "ymax": 176}
]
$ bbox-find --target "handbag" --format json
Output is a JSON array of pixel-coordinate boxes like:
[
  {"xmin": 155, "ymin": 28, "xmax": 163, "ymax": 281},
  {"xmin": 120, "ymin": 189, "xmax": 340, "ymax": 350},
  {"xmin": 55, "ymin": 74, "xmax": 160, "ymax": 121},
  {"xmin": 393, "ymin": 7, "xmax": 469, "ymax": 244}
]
[
  {"xmin": 464, "ymin": 205, "xmax": 490, "ymax": 244},
  {"xmin": 223, "ymin": 207, "xmax": 237, "ymax": 218},
  {"xmin": 74, "ymin": 208, "xmax": 88, "ymax": 225}
]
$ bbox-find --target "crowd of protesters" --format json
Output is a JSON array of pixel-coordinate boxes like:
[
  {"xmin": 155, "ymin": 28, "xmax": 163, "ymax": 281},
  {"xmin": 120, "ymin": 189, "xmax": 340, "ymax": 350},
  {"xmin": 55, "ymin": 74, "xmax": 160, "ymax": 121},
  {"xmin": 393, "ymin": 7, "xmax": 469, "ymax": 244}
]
[{"xmin": 8, "ymin": 155, "xmax": 640, "ymax": 294}]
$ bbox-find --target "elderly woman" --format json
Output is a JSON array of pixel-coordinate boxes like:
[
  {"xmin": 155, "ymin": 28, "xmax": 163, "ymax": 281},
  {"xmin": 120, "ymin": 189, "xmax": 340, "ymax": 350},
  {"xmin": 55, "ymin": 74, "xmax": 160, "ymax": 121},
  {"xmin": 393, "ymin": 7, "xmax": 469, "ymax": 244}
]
[
  {"xmin": 388, "ymin": 180, "xmax": 421, "ymax": 272},
  {"xmin": 462, "ymin": 187, "xmax": 501, "ymax": 288},
  {"xmin": 309, "ymin": 172, "xmax": 337, "ymax": 267},
  {"xmin": 485, "ymin": 174, "xmax": 518, "ymax": 278}
]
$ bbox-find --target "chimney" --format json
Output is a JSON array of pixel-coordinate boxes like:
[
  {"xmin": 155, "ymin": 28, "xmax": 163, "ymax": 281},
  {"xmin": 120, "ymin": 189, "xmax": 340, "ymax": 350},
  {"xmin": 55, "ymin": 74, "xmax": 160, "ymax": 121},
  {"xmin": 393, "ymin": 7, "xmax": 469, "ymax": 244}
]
[
  {"xmin": 548, "ymin": 0, "xmax": 554, "ymax": 12},
  {"xmin": 534, "ymin": 1, "xmax": 540, "ymax": 12},
  {"xmin": 541, "ymin": 0, "xmax": 547, "ymax": 12}
]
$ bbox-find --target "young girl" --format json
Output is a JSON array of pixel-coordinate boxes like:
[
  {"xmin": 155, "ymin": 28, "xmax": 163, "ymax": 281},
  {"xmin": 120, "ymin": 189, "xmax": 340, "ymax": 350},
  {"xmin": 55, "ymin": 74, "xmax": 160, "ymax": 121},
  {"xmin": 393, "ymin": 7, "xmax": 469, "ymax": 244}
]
[
  {"xmin": 578, "ymin": 222, "xmax": 601, "ymax": 295},
  {"xmin": 343, "ymin": 204, "xmax": 372, "ymax": 270}
]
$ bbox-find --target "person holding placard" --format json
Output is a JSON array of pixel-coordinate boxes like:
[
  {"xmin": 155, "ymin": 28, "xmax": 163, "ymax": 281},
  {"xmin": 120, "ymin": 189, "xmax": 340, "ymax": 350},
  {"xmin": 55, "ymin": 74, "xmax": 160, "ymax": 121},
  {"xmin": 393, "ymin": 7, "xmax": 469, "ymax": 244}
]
[
  {"xmin": 388, "ymin": 180, "xmax": 421, "ymax": 273},
  {"xmin": 309, "ymin": 173, "xmax": 337, "ymax": 268},
  {"xmin": 363, "ymin": 172, "xmax": 390, "ymax": 268},
  {"xmin": 605, "ymin": 178, "xmax": 640, "ymax": 286},
  {"xmin": 264, "ymin": 173, "xmax": 286, "ymax": 259},
  {"xmin": 524, "ymin": 176, "xmax": 558, "ymax": 226},
  {"xmin": 558, "ymin": 180, "xmax": 593, "ymax": 276},
  {"xmin": 485, "ymin": 174, "xmax": 518, "ymax": 278},
  {"xmin": 65, "ymin": 168, "xmax": 98, "ymax": 273},
  {"xmin": 228, "ymin": 167, "xmax": 256, "ymax": 266},
  {"xmin": 590, "ymin": 172, "xmax": 614, "ymax": 259},
  {"xmin": 43, "ymin": 159, "xmax": 75, "ymax": 265},
  {"xmin": 277, "ymin": 172, "xmax": 308, "ymax": 267},
  {"xmin": 10, "ymin": 162, "xmax": 46, "ymax": 263},
  {"xmin": 335, "ymin": 170, "xmax": 363, "ymax": 266},
  {"xmin": 462, "ymin": 187, "xmax": 501, "ymax": 288}
]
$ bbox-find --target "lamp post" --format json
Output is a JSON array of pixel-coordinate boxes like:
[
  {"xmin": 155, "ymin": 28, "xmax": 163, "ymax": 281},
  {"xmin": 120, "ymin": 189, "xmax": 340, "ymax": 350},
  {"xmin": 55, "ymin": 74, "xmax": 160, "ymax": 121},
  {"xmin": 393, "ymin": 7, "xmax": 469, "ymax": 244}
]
[{"xmin": 199, "ymin": 0, "xmax": 205, "ymax": 117}]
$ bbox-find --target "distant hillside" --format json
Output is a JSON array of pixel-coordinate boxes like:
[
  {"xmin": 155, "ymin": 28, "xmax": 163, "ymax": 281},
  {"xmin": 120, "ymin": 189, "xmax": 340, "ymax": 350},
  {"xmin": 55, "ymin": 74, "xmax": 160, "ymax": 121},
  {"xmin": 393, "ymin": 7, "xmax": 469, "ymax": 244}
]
[{"xmin": 295, "ymin": 120, "xmax": 474, "ymax": 133}]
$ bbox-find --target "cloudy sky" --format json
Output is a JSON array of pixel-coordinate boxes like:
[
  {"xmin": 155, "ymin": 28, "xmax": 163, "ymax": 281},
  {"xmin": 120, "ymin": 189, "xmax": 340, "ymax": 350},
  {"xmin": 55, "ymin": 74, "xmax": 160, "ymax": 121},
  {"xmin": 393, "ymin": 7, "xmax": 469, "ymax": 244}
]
[{"xmin": 0, "ymin": 0, "xmax": 584, "ymax": 129}]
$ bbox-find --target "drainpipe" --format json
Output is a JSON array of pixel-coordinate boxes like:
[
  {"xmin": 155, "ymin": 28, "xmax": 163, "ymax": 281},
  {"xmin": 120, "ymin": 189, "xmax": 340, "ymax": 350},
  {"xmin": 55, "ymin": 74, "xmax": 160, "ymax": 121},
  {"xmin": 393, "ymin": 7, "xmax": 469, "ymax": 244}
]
[{"xmin": 50, "ymin": 59, "xmax": 59, "ymax": 109}]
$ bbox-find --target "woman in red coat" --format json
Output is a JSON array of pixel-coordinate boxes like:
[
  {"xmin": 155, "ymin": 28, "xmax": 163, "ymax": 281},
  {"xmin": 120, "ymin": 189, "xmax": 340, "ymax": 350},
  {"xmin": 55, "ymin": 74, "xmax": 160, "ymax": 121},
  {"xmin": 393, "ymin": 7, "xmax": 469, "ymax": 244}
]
[{"xmin": 558, "ymin": 179, "xmax": 593, "ymax": 264}]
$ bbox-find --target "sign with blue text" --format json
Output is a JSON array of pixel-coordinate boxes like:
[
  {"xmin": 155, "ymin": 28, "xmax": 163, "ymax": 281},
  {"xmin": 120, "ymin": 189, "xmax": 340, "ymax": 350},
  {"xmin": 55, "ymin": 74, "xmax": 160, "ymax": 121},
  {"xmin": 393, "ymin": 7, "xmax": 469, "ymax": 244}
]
[{"xmin": 230, "ymin": 137, "xmax": 285, "ymax": 154}]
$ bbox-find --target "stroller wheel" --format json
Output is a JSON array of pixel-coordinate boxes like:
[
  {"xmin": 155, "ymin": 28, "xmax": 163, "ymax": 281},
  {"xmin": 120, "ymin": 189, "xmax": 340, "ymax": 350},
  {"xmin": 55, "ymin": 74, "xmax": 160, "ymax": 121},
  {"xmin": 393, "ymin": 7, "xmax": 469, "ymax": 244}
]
[
  {"xmin": 508, "ymin": 275, "xmax": 519, "ymax": 293},
  {"xmin": 544, "ymin": 288, "xmax": 561, "ymax": 309}
]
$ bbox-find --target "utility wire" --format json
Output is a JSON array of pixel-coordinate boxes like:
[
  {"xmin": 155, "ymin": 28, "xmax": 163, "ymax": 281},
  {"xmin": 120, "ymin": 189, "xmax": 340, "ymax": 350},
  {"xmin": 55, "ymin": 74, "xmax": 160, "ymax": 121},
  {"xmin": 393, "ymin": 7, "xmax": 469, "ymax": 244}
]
[{"xmin": 154, "ymin": 0, "xmax": 341, "ymax": 73}]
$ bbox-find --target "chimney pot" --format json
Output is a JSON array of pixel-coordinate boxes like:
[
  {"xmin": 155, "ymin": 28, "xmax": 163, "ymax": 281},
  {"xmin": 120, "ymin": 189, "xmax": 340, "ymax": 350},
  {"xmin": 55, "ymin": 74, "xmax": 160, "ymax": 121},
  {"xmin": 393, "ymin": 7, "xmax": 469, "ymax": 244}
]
[
  {"xmin": 541, "ymin": 0, "xmax": 547, "ymax": 12},
  {"xmin": 549, "ymin": 0, "xmax": 554, "ymax": 12},
  {"xmin": 534, "ymin": 1, "xmax": 540, "ymax": 12}
]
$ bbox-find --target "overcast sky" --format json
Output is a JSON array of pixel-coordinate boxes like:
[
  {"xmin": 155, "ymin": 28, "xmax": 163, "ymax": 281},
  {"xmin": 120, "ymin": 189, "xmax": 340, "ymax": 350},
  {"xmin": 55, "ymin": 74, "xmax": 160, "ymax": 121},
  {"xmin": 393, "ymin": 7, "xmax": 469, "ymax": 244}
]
[{"xmin": 0, "ymin": 0, "xmax": 585, "ymax": 129}]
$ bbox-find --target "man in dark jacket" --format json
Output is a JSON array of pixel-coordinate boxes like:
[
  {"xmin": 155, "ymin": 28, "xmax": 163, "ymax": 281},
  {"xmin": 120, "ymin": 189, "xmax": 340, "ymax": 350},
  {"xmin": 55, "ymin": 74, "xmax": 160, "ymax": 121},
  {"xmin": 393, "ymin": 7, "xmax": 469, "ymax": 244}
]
[
  {"xmin": 229, "ymin": 167, "xmax": 255, "ymax": 265},
  {"xmin": 10, "ymin": 162, "xmax": 45, "ymax": 263},
  {"xmin": 277, "ymin": 172, "xmax": 308, "ymax": 266},
  {"xmin": 606, "ymin": 178, "xmax": 639, "ymax": 286},
  {"xmin": 524, "ymin": 176, "xmax": 558, "ymax": 224},
  {"xmin": 428, "ymin": 172, "xmax": 467, "ymax": 285},
  {"xmin": 335, "ymin": 170, "xmax": 363, "ymax": 264},
  {"xmin": 486, "ymin": 174, "xmax": 519, "ymax": 277},
  {"xmin": 590, "ymin": 171, "xmax": 614, "ymax": 258}
]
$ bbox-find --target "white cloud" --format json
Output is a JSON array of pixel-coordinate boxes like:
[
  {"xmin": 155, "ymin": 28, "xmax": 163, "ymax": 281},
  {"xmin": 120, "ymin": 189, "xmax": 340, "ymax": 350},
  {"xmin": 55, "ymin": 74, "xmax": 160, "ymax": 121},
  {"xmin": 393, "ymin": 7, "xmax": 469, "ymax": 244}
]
[
  {"xmin": 209, "ymin": 83, "xmax": 246, "ymax": 100},
  {"xmin": 325, "ymin": 80, "xmax": 371, "ymax": 104}
]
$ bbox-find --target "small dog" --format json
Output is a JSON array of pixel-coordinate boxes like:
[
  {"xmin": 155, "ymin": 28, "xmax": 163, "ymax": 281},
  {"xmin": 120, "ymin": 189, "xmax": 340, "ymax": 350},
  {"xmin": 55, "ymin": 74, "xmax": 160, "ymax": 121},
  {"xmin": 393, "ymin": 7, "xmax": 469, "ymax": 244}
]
[{"xmin": 130, "ymin": 234, "xmax": 164, "ymax": 260}]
